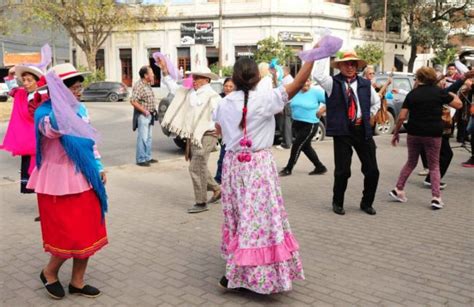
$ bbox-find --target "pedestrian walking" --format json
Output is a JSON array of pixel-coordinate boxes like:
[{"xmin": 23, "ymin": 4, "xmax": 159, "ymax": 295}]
[
  {"xmin": 28, "ymin": 63, "xmax": 108, "ymax": 299},
  {"xmin": 390, "ymin": 67, "xmax": 462, "ymax": 210},
  {"xmin": 157, "ymin": 58, "xmax": 222, "ymax": 213},
  {"xmin": 275, "ymin": 66, "xmax": 294, "ymax": 150},
  {"xmin": 130, "ymin": 66, "xmax": 158, "ymax": 167},
  {"xmin": 313, "ymin": 51, "xmax": 381, "ymax": 216},
  {"xmin": 279, "ymin": 79, "xmax": 327, "ymax": 176}
]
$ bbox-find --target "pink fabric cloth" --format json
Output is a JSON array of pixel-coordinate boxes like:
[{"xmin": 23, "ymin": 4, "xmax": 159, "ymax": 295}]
[
  {"xmin": 223, "ymin": 231, "xmax": 300, "ymax": 266},
  {"xmin": 0, "ymin": 88, "xmax": 36, "ymax": 156},
  {"xmin": 27, "ymin": 117, "xmax": 92, "ymax": 195}
]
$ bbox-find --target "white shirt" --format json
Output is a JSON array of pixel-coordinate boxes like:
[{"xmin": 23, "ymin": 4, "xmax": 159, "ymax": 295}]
[
  {"xmin": 282, "ymin": 74, "xmax": 294, "ymax": 86},
  {"xmin": 312, "ymin": 58, "xmax": 380, "ymax": 116},
  {"xmin": 213, "ymin": 82, "xmax": 289, "ymax": 152}
]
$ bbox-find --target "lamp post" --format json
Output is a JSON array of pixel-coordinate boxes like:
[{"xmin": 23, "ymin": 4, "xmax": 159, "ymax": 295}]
[
  {"xmin": 382, "ymin": 0, "xmax": 388, "ymax": 72},
  {"xmin": 218, "ymin": 0, "xmax": 223, "ymax": 75}
]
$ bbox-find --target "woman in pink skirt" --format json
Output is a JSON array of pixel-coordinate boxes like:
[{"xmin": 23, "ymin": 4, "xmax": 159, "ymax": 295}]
[{"xmin": 213, "ymin": 53, "xmax": 323, "ymax": 293}]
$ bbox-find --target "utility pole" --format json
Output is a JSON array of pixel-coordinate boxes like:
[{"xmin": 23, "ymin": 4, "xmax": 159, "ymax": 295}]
[
  {"xmin": 382, "ymin": 0, "xmax": 388, "ymax": 72},
  {"xmin": 218, "ymin": 0, "xmax": 223, "ymax": 76}
]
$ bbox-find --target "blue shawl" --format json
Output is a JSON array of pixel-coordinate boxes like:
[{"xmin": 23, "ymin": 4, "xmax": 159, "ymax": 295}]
[{"xmin": 35, "ymin": 100, "xmax": 108, "ymax": 218}]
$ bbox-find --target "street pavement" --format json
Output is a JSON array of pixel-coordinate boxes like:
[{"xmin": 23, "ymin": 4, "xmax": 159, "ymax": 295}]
[{"xmin": 0, "ymin": 115, "xmax": 473, "ymax": 306}]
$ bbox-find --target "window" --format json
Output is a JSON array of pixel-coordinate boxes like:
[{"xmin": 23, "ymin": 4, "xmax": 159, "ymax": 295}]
[
  {"xmin": 287, "ymin": 45, "xmax": 303, "ymax": 77},
  {"xmin": 393, "ymin": 78, "xmax": 412, "ymax": 92},
  {"xmin": 206, "ymin": 47, "xmax": 219, "ymax": 67},
  {"xmin": 96, "ymin": 49, "xmax": 105, "ymax": 71},
  {"xmin": 120, "ymin": 48, "xmax": 133, "ymax": 87},
  {"xmin": 177, "ymin": 47, "xmax": 191, "ymax": 72},
  {"xmin": 147, "ymin": 48, "xmax": 161, "ymax": 87}
]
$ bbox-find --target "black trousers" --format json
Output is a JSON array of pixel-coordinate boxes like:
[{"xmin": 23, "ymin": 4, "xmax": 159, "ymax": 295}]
[
  {"xmin": 332, "ymin": 127, "xmax": 379, "ymax": 208},
  {"xmin": 425, "ymin": 135, "xmax": 453, "ymax": 182},
  {"xmin": 20, "ymin": 155, "xmax": 35, "ymax": 194},
  {"xmin": 275, "ymin": 105, "xmax": 293, "ymax": 148},
  {"xmin": 285, "ymin": 120, "xmax": 323, "ymax": 171}
]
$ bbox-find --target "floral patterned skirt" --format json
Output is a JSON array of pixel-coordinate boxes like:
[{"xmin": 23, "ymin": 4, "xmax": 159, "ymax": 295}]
[{"xmin": 221, "ymin": 150, "xmax": 304, "ymax": 294}]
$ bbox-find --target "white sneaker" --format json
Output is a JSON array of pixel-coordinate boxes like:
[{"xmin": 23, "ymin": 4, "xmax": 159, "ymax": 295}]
[
  {"xmin": 389, "ymin": 189, "xmax": 407, "ymax": 203},
  {"xmin": 275, "ymin": 145, "xmax": 286, "ymax": 150},
  {"xmin": 418, "ymin": 168, "xmax": 429, "ymax": 176},
  {"xmin": 423, "ymin": 181, "xmax": 447, "ymax": 190},
  {"xmin": 431, "ymin": 198, "xmax": 444, "ymax": 210}
]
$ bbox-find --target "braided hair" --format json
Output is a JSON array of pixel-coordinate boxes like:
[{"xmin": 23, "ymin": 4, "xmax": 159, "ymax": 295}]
[{"xmin": 232, "ymin": 58, "xmax": 260, "ymax": 130}]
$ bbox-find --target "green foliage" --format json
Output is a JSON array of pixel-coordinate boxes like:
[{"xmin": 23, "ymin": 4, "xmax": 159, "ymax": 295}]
[
  {"xmin": 254, "ymin": 37, "xmax": 294, "ymax": 65},
  {"xmin": 210, "ymin": 63, "xmax": 233, "ymax": 77},
  {"xmin": 355, "ymin": 43, "xmax": 384, "ymax": 65},
  {"xmin": 354, "ymin": 0, "xmax": 470, "ymax": 72},
  {"xmin": 16, "ymin": 0, "xmax": 166, "ymax": 71},
  {"xmin": 78, "ymin": 65, "xmax": 106, "ymax": 88},
  {"xmin": 432, "ymin": 46, "xmax": 458, "ymax": 66}
]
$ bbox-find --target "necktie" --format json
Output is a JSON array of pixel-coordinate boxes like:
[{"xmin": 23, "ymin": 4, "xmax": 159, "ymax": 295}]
[{"xmin": 346, "ymin": 78, "xmax": 357, "ymax": 122}]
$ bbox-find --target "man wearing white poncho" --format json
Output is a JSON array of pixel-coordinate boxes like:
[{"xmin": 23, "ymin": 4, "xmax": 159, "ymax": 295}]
[{"xmin": 157, "ymin": 58, "xmax": 222, "ymax": 213}]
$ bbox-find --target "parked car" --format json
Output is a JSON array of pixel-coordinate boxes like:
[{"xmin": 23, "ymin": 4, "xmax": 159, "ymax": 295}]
[
  {"xmin": 373, "ymin": 72, "xmax": 415, "ymax": 135},
  {"xmin": 80, "ymin": 81, "xmax": 128, "ymax": 102},
  {"xmin": 0, "ymin": 83, "xmax": 9, "ymax": 102}
]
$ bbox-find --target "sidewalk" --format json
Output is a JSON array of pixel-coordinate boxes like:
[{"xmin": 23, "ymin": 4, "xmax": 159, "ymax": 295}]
[{"xmin": 0, "ymin": 136, "xmax": 473, "ymax": 306}]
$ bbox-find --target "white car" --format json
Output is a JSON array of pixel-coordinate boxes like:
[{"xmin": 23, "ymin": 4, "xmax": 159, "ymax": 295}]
[{"xmin": 0, "ymin": 83, "xmax": 9, "ymax": 102}]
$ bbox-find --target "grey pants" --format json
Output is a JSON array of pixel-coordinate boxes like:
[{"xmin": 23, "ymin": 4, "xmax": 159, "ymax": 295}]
[{"xmin": 189, "ymin": 134, "xmax": 220, "ymax": 203}]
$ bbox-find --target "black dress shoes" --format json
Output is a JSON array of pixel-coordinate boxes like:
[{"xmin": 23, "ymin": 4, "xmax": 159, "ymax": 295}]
[
  {"xmin": 361, "ymin": 206, "xmax": 376, "ymax": 215},
  {"xmin": 279, "ymin": 168, "xmax": 292, "ymax": 177},
  {"xmin": 332, "ymin": 204, "xmax": 345, "ymax": 215}
]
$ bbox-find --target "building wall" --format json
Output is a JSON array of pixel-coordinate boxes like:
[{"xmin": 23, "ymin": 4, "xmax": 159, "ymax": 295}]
[{"xmin": 73, "ymin": 0, "xmax": 411, "ymax": 88}]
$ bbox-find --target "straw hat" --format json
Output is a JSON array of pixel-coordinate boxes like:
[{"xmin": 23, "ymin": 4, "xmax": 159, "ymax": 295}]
[
  {"xmin": 189, "ymin": 66, "xmax": 219, "ymax": 80},
  {"xmin": 15, "ymin": 65, "xmax": 44, "ymax": 79},
  {"xmin": 37, "ymin": 63, "xmax": 90, "ymax": 90},
  {"xmin": 331, "ymin": 51, "xmax": 367, "ymax": 69}
]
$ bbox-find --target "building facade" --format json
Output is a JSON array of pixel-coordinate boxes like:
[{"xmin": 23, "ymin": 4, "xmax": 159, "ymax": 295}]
[{"xmin": 73, "ymin": 0, "xmax": 413, "ymax": 88}]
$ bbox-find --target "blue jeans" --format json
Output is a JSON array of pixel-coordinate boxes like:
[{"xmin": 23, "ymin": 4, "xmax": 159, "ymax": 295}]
[
  {"xmin": 136, "ymin": 114, "xmax": 152, "ymax": 163},
  {"xmin": 214, "ymin": 144, "xmax": 226, "ymax": 184}
]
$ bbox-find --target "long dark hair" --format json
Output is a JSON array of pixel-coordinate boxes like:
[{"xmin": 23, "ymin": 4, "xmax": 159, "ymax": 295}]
[{"xmin": 232, "ymin": 58, "xmax": 260, "ymax": 129}]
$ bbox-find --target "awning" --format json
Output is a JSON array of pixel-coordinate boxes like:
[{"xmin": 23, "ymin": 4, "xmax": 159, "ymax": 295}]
[{"xmin": 395, "ymin": 54, "xmax": 409, "ymax": 66}]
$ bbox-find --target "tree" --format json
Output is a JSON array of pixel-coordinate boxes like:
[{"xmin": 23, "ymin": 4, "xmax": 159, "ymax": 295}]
[
  {"xmin": 356, "ymin": 0, "xmax": 471, "ymax": 72},
  {"xmin": 432, "ymin": 45, "xmax": 457, "ymax": 68},
  {"xmin": 354, "ymin": 43, "xmax": 384, "ymax": 66},
  {"xmin": 15, "ymin": 0, "xmax": 166, "ymax": 72},
  {"xmin": 254, "ymin": 37, "xmax": 294, "ymax": 65}
]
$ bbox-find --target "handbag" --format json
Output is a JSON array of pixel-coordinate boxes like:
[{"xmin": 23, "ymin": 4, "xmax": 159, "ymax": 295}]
[{"xmin": 441, "ymin": 105, "xmax": 452, "ymax": 129}]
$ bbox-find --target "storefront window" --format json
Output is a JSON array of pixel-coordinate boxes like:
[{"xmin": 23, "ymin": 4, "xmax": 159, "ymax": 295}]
[
  {"xmin": 177, "ymin": 47, "xmax": 191, "ymax": 73},
  {"xmin": 206, "ymin": 47, "xmax": 219, "ymax": 67},
  {"xmin": 120, "ymin": 48, "xmax": 133, "ymax": 87},
  {"xmin": 96, "ymin": 49, "xmax": 105, "ymax": 71},
  {"xmin": 147, "ymin": 48, "xmax": 161, "ymax": 87}
]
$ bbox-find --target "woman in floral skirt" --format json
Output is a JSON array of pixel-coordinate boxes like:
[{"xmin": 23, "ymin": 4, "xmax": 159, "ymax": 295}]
[{"xmin": 212, "ymin": 37, "xmax": 339, "ymax": 293}]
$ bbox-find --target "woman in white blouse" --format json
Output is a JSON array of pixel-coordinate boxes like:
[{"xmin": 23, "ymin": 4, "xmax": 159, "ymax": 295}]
[{"xmin": 213, "ymin": 57, "xmax": 316, "ymax": 294}]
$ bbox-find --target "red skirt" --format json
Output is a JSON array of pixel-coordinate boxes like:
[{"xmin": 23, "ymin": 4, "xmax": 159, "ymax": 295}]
[{"xmin": 37, "ymin": 189, "xmax": 108, "ymax": 259}]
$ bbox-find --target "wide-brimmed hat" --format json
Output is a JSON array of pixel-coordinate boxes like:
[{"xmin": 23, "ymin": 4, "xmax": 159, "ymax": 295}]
[
  {"xmin": 15, "ymin": 65, "xmax": 44, "ymax": 79},
  {"xmin": 37, "ymin": 63, "xmax": 90, "ymax": 90},
  {"xmin": 331, "ymin": 51, "xmax": 367, "ymax": 69},
  {"xmin": 189, "ymin": 66, "xmax": 219, "ymax": 80}
]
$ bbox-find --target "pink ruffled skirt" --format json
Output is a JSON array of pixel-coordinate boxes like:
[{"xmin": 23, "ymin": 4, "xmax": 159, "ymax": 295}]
[{"xmin": 221, "ymin": 150, "xmax": 304, "ymax": 294}]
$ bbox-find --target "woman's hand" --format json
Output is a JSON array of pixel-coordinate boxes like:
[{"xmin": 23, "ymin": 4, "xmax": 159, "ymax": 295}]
[
  {"xmin": 100, "ymin": 171, "xmax": 107, "ymax": 185},
  {"xmin": 156, "ymin": 58, "xmax": 169, "ymax": 76},
  {"xmin": 391, "ymin": 133, "xmax": 400, "ymax": 147}
]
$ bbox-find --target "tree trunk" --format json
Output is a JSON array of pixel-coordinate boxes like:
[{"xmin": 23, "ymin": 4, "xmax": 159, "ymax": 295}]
[
  {"xmin": 408, "ymin": 40, "xmax": 417, "ymax": 73},
  {"xmin": 85, "ymin": 49, "xmax": 97, "ymax": 73}
]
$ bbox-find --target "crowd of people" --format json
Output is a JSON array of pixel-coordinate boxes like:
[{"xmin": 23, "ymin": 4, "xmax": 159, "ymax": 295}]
[{"xmin": 1, "ymin": 36, "xmax": 473, "ymax": 298}]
